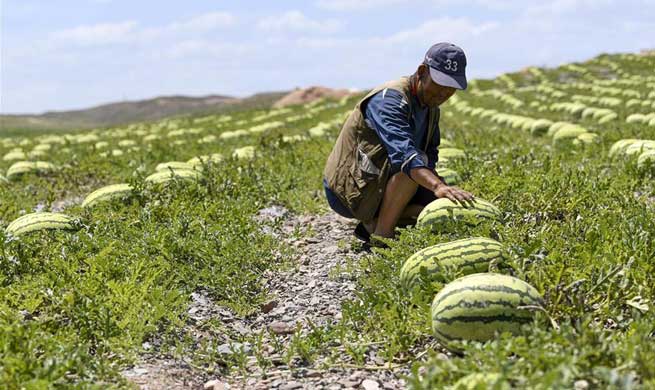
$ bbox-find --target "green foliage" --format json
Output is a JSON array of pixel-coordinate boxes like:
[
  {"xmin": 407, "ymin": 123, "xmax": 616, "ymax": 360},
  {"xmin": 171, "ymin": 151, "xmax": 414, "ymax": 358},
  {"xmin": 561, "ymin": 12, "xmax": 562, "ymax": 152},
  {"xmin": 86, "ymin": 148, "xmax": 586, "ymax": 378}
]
[{"xmin": 1, "ymin": 53, "xmax": 655, "ymax": 388}]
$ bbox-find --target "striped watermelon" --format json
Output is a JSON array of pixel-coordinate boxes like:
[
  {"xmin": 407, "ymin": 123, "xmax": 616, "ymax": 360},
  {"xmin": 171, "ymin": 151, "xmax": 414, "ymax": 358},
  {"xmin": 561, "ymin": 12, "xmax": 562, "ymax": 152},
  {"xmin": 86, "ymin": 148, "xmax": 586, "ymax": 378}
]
[
  {"xmin": 82, "ymin": 183, "xmax": 134, "ymax": 208},
  {"xmin": 6, "ymin": 161, "xmax": 57, "ymax": 180},
  {"xmin": 638, "ymin": 151, "xmax": 655, "ymax": 171},
  {"xmin": 609, "ymin": 139, "xmax": 639, "ymax": 157},
  {"xmin": 187, "ymin": 153, "xmax": 223, "ymax": 167},
  {"xmin": 439, "ymin": 148, "xmax": 466, "ymax": 162},
  {"xmin": 6, "ymin": 212, "xmax": 77, "ymax": 236},
  {"xmin": 155, "ymin": 161, "xmax": 199, "ymax": 172},
  {"xmin": 2, "ymin": 150, "xmax": 27, "ymax": 161},
  {"xmin": 400, "ymin": 237, "xmax": 505, "ymax": 290},
  {"xmin": 145, "ymin": 168, "xmax": 202, "ymax": 184},
  {"xmin": 552, "ymin": 125, "xmax": 588, "ymax": 144},
  {"xmin": 436, "ymin": 167, "xmax": 462, "ymax": 185},
  {"xmin": 572, "ymin": 132, "xmax": 599, "ymax": 146},
  {"xmin": 417, "ymin": 198, "xmax": 501, "ymax": 231},
  {"xmin": 233, "ymin": 146, "xmax": 256, "ymax": 160},
  {"xmin": 431, "ymin": 273, "xmax": 544, "ymax": 350},
  {"xmin": 529, "ymin": 119, "xmax": 553, "ymax": 136}
]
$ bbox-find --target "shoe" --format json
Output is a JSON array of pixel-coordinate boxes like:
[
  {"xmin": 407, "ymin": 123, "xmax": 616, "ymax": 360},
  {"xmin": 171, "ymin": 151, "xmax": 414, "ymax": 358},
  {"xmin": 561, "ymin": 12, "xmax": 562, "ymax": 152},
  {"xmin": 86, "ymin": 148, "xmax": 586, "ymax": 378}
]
[{"xmin": 353, "ymin": 222, "xmax": 371, "ymax": 242}]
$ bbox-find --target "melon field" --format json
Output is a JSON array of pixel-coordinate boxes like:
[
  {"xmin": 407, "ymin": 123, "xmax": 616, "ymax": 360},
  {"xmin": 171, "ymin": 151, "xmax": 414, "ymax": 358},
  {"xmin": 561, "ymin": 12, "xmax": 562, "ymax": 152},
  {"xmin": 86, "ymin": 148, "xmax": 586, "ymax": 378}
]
[{"xmin": 1, "ymin": 52, "xmax": 655, "ymax": 389}]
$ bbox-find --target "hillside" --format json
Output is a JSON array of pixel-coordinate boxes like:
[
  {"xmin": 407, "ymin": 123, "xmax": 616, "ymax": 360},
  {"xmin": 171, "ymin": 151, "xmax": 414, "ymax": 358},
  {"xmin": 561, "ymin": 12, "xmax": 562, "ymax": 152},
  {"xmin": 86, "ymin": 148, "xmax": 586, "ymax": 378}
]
[
  {"xmin": 0, "ymin": 51, "xmax": 654, "ymax": 389},
  {"xmin": 0, "ymin": 91, "xmax": 288, "ymax": 132}
]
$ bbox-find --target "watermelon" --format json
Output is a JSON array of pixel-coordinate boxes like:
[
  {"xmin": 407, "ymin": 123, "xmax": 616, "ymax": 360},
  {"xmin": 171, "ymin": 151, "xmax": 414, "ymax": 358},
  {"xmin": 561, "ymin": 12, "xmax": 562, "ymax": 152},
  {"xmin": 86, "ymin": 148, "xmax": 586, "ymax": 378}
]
[
  {"xmin": 6, "ymin": 212, "xmax": 77, "ymax": 237},
  {"xmin": 436, "ymin": 167, "xmax": 462, "ymax": 185},
  {"xmin": 625, "ymin": 141, "xmax": 655, "ymax": 156},
  {"xmin": 233, "ymin": 146, "xmax": 256, "ymax": 160},
  {"xmin": 552, "ymin": 125, "xmax": 588, "ymax": 144},
  {"xmin": 82, "ymin": 183, "xmax": 134, "ymax": 208},
  {"xmin": 609, "ymin": 139, "xmax": 640, "ymax": 157},
  {"xmin": 529, "ymin": 119, "xmax": 553, "ymax": 136},
  {"xmin": 145, "ymin": 168, "xmax": 202, "ymax": 184},
  {"xmin": 187, "ymin": 153, "xmax": 223, "ymax": 167},
  {"xmin": 6, "ymin": 161, "xmax": 57, "ymax": 180},
  {"xmin": 546, "ymin": 122, "xmax": 570, "ymax": 137},
  {"xmin": 439, "ymin": 148, "xmax": 467, "ymax": 162},
  {"xmin": 3, "ymin": 151, "xmax": 27, "ymax": 161},
  {"xmin": 572, "ymin": 133, "xmax": 599, "ymax": 145},
  {"xmin": 155, "ymin": 161, "xmax": 199, "ymax": 172},
  {"xmin": 431, "ymin": 273, "xmax": 544, "ymax": 350},
  {"xmin": 638, "ymin": 151, "xmax": 655, "ymax": 171},
  {"xmin": 417, "ymin": 198, "xmax": 501, "ymax": 231},
  {"xmin": 400, "ymin": 237, "xmax": 505, "ymax": 290}
]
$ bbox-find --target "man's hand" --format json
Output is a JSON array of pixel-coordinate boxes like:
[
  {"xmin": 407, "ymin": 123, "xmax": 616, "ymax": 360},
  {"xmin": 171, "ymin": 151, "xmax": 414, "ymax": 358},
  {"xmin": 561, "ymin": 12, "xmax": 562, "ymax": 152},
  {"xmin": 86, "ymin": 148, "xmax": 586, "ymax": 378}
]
[{"xmin": 434, "ymin": 182, "xmax": 475, "ymax": 206}]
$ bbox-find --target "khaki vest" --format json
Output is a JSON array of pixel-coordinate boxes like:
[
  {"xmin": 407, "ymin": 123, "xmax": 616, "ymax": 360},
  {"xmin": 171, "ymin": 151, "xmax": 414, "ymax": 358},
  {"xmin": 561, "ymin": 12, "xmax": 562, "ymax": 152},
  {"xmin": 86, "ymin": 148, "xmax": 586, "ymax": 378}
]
[{"xmin": 323, "ymin": 76, "xmax": 440, "ymax": 222}]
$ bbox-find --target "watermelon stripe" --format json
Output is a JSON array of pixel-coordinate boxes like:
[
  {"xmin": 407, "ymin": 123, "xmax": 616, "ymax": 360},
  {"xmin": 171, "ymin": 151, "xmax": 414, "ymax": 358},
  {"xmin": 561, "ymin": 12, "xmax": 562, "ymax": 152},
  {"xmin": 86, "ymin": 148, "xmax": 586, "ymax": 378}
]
[
  {"xmin": 415, "ymin": 239, "xmax": 499, "ymax": 257},
  {"xmin": 432, "ymin": 326, "xmax": 457, "ymax": 342},
  {"xmin": 410, "ymin": 258, "xmax": 494, "ymax": 281},
  {"xmin": 432, "ymin": 299, "xmax": 537, "ymax": 318},
  {"xmin": 404, "ymin": 246, "xmax": 502, "ymax": 275},
  {"xmin": 89, "ymin": 191, "xmax": 131, "ymax": 203},
  {"xmin": 7, "ymin": 215, "xmax": 71, "ymax": 230},
  {"xmin": 405, "ymin": 255, "xmax": 498, "ymax": 285},
  {"xmin": 11, "ymin": 220, "xmax": 73, "ymax": 235},
  {"xmin": 434, "ymin": 314, "xmax": 534, "ymax": 325},
  {"xmin": 432, "ymin": 285, "xmax": 543, "ymax": 308}
]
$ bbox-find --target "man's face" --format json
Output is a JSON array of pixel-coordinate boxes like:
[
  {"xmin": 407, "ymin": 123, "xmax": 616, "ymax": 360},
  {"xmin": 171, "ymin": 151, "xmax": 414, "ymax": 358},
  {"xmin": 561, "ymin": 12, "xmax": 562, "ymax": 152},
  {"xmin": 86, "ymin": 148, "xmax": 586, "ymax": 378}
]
[{"xmin": 418, "ymin": 65, "xmax": 457, "ymax": 107}]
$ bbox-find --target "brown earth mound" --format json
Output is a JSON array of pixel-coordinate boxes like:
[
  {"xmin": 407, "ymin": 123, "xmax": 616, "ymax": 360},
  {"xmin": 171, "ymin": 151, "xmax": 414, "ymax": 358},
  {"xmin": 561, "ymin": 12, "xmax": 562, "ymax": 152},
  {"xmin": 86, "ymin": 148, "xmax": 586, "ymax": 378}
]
[{"xmin": 272, "ymin": 86, "xmax": 354, "ymax": 108}]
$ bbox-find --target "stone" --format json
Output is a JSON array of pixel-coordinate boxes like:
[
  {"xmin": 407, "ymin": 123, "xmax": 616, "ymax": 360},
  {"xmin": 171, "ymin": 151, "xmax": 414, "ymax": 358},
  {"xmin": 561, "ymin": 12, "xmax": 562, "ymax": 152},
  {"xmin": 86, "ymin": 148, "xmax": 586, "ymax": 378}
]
[
  {"xmin": 261, "ymin": 300, "xmax": 278, "ymax": 313},
  {"xmin": 204, "ymin": 379, "xmax": 226, "ymax": 390},
  {"xmin": 361, "ymin": 379, "xmax": 380, "ymax": 390},
  {"xmin": 269, "ymin": 321, "xmax": 296, "ymax": 335},
  {"xmin": 574, "ymin": 380, "xmax": 590, "ymax": 390},
  {"xmin": 280, "ymin": 381, "xmax": 303, "ymax": 390}
]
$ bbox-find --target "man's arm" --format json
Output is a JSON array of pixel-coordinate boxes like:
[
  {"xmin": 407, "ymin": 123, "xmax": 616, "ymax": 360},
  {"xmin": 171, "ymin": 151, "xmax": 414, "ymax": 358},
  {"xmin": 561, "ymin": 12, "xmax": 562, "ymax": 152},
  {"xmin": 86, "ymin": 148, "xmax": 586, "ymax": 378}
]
[
  {"xmin": 364, "ymin": 89, "xmax": 430, "ymax": 175},
  {"xmin": 409, "ymin": 167, "xmax": 475, "ymax": 205}
]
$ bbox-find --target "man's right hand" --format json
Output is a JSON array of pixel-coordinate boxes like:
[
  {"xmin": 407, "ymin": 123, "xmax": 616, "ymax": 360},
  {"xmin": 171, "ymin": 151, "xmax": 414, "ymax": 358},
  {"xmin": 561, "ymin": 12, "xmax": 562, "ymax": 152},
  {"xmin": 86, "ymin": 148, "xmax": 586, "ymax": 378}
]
[{"xmin": 434, "ymin": 182, "xmax": 475, "ymax": 206}]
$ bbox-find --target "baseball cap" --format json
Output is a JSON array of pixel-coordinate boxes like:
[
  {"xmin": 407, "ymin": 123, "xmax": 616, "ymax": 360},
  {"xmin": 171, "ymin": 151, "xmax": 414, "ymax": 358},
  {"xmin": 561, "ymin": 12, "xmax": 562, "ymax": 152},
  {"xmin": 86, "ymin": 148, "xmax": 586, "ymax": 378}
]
[{"xmin": 424, "ymin": 42, "xmax": 467, "ymax": 90}]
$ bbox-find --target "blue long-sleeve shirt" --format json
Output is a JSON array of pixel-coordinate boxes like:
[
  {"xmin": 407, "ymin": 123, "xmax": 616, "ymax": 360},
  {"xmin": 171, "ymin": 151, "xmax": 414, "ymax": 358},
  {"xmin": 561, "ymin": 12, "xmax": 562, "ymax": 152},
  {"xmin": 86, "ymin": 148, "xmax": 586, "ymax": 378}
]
[{"xmin": 363, "ymin": 88, "xmax": 440, "ymax": 176}]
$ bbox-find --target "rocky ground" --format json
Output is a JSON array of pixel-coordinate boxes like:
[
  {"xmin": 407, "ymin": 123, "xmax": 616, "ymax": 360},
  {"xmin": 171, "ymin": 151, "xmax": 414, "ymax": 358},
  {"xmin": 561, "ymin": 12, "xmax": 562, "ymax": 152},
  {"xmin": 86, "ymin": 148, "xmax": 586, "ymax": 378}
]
[{"xmin": 123, "ymin": 207, "xmax": 414, "ymax": 389}]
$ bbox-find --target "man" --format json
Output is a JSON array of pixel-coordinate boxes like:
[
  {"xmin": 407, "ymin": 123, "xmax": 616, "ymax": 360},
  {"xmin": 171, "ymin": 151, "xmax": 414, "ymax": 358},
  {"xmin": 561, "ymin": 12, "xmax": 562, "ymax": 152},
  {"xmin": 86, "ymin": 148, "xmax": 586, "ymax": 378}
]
[{"xmin": 323, "ymin": 42, "xmax": 474, "ymax": 243}]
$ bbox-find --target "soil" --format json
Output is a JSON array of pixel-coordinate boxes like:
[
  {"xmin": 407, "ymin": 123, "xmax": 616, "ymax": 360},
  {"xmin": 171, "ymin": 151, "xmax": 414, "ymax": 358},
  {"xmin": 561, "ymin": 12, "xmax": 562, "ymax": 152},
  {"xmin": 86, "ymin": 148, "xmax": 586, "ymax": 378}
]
[{"xmin": 123, "ymin": 207, "xmax": 413, "ymax": 389}]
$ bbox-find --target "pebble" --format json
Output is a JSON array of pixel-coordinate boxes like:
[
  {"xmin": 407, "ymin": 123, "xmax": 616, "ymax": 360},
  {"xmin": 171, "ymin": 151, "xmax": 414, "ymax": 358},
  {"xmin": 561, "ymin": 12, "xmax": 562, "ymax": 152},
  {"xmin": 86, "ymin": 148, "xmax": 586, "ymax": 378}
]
[
  {"xmin": 280, "ymin": 381, "xmax": 303, "ymax": 390},
  {"xmin": 204, "ymin": 379, "xmax": 225, "ymax": 390},
  {"xmin": 123, "ymin": 211, "xmax": 409, "ymax": 389},
  {"xmin": 574, "ymin": 380, "xmax": 590, "ymax": 390},
  {"xmin": 269, "ymin": 321, "xmax": 296, "ymax": 335},
  {"xmin": 261, "ymin": 300, "xmax": 278, "ymax": 313},
  {"xmin": 361, "ymin": 379, "xmax": 380, "ymax": 390},
  {"xmin": 339, "ymin": 379, "xmax": 361, "ymax": 387}
]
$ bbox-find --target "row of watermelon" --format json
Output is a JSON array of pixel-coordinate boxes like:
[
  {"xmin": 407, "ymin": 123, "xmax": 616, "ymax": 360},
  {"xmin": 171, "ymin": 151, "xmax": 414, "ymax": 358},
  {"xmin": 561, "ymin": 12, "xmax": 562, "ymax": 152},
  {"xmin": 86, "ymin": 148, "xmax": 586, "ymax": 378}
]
[
  {"xmin": 2, "ymin": 152, "xmax": 227, "ymax": 236},
  {"xmin": 609, "ymin": 139, "xmax": 655, "ymax": 170},
  {"xmin": 388, "ymin": 135, "xmax": 546, "ymax": 352},
  {"xmin": 410, "ymin": 198, "xmax": 544, "ymax": 352}
]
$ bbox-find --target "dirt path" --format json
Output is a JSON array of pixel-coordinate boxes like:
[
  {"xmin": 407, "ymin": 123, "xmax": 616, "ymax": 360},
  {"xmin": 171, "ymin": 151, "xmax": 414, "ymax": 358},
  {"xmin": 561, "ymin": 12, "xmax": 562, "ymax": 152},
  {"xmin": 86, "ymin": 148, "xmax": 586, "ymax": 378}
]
[{"xmin": 124, "ymin": 208, "xmax": 410, "ymax": 389}]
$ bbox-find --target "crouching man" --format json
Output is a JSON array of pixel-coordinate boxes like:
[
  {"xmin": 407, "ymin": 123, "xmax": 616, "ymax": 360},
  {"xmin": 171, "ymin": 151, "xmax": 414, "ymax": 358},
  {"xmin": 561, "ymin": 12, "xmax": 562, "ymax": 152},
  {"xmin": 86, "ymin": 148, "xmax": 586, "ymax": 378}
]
[{"xmin": 323, "ymin": 42, "xmax": 474, "ymax": 243}]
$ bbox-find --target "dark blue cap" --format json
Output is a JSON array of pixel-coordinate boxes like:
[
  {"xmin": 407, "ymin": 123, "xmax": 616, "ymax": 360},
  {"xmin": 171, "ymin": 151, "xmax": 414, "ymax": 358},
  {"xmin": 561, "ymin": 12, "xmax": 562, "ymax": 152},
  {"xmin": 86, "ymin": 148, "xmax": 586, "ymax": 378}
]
[{"xmin": 424, "ymin": 42, "xmax": 467, "ymax": 90}]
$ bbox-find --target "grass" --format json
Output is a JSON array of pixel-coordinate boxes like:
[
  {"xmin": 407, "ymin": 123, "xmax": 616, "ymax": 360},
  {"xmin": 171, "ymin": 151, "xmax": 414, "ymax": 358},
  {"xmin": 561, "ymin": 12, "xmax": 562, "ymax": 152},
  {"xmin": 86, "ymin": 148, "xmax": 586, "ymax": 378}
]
[{"xmin": 1, "ymin": 52, "xmax": 654, "ymax": 388}]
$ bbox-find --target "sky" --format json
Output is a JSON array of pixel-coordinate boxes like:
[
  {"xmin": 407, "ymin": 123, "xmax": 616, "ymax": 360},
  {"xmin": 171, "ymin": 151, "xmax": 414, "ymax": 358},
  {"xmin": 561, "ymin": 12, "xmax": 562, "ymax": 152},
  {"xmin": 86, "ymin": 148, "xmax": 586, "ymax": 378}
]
[{"xmin": 1, "ymin": 0, "xmax": 654, "ymax": 114}]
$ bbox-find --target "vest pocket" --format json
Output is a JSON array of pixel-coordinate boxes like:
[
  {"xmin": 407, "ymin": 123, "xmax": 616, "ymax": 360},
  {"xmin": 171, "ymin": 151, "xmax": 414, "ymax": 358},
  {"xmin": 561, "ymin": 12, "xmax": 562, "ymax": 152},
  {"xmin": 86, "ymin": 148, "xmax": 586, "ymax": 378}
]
[{"xmin": 350, "ymin": 144, "xmax": 386, "ymax": 189}]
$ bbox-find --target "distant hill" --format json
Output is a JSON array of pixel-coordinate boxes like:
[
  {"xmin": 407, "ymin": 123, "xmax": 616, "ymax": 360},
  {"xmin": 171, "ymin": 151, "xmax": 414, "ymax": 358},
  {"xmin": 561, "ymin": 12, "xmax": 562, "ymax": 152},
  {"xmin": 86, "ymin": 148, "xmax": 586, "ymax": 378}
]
[
  {"xmin": 273, "ymin": 86, "xmax": 355, "ymax": 108},
  {"xmin": 0, "ymin": 91, "xmax": 288, "ymax": 132}
]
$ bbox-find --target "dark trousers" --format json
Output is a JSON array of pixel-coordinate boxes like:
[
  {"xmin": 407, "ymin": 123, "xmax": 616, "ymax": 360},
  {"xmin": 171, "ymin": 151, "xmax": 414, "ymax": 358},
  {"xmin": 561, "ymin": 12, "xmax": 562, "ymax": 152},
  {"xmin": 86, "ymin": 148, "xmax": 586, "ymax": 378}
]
[{"xmin": 323, "ymin": 178, "xmax": 436, "ymax": 220}]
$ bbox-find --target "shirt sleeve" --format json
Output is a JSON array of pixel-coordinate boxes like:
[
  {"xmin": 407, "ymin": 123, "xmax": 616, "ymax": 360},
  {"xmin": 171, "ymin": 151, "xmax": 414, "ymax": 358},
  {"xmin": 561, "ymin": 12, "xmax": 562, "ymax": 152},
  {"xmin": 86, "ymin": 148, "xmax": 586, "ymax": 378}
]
[
  {"xmin": 364, "ymin": 89, "xmax": 428, "ymax": 175},
  {"xmin": 426, "ymin": 112, "xmax": 441, "ymax": 170}
]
